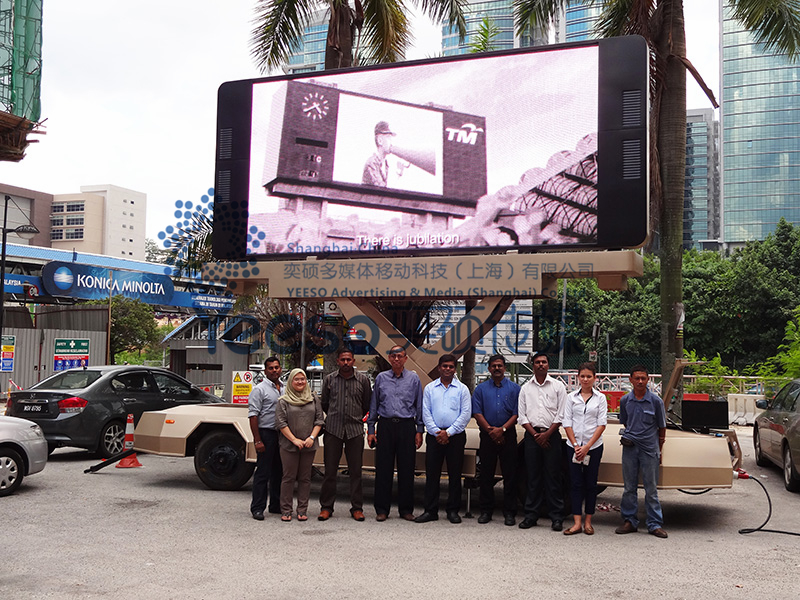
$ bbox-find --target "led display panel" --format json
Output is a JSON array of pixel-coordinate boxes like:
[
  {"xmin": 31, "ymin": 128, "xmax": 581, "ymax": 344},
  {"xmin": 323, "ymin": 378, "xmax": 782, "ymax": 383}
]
[{"xmin": 213, "ymin": 35, "xmax": 648, "ymax": 260}]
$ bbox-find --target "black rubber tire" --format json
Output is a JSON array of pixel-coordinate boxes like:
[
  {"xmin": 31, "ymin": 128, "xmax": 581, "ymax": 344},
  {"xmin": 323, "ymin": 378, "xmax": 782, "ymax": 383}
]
[
  {"xmin": 0, "ymin": 448, "xmax": 24, "ymax": 497},
  {"xmin": 753, "ymin": 427, "xmax": 770, "ymax": 467},
  {"xmin": 194, "ymin": 430, "xmax": 255, "ymax": 491},
  {"xmin": 97, "ymin": 420, "xmax": 126, "ymax": 458},
  {"xmin": 783, "ymin": 444, "xmax": 800, "ymax": 493}
]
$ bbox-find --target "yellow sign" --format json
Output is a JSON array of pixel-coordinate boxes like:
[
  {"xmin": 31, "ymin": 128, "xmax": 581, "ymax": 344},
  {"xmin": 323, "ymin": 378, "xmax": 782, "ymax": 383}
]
[{"xmin": 231, "ymin": 371, "xmax": 254, "ymax": 404}]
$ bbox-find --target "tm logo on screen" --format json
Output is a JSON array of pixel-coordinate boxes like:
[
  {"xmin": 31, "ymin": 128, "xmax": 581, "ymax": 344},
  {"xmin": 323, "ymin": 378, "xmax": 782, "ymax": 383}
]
[{"xmin": 445, "ymin": 123, "xmax": 484, "ymax": 145}]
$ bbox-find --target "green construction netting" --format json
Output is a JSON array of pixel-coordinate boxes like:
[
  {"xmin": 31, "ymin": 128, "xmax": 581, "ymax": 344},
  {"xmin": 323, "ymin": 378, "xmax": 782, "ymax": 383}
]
[{"xmin": 0, "ymin": 0, "xmax": 42, "ymax": 121}]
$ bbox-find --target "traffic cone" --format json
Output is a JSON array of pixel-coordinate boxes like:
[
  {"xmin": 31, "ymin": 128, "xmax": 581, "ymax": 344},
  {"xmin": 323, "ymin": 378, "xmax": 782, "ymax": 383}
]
[{"xmin": 116, "ymin": 413, "xmax": 143, "ymax": 468}]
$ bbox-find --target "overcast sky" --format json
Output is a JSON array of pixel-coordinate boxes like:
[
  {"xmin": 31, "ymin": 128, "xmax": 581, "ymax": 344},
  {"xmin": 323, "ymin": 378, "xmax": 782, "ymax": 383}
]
[{"xmin": 0, "ymin": 1, "xmax": 720, "ymax": 242}]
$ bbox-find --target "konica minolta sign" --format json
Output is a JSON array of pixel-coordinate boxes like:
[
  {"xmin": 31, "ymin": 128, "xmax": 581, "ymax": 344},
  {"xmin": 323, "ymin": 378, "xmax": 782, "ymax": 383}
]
[{"xmin": 42, "ymin": 262, "xmax": 175, "ymax": 304}]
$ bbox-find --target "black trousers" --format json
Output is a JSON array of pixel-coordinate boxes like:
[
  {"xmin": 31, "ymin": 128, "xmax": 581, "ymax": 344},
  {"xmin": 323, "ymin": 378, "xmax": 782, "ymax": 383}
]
[
  {"xmin": 250, "ymin": 428, "xmax": 282, "ymax": 514},
  {"xmin": 568, "ymin": 444, "xmax": 604, "ymax": 516},
  {"xmin": 523, "ymin": 430, "xmax": 564, "ymax": 522},
  {"xmin": 319, "ymin": 431, "xmax": 364, "ymax": 513},
  {"xmin": 478, "ymin": 429, "xmax": 518, "ymax": 515},
  {"xmin": 374, "ymin": 418, "xmax": 417, "ymax": 517},
  {"xmin": 423, "ymin": 431, "xmax": 466, "ymax": 514}
]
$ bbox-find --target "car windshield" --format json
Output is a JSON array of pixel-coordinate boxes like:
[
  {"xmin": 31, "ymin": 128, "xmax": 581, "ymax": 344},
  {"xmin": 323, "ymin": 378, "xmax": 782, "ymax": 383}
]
[{"xmin": 32, "ymin": 370, "xmax": 102, "ymax": 390}]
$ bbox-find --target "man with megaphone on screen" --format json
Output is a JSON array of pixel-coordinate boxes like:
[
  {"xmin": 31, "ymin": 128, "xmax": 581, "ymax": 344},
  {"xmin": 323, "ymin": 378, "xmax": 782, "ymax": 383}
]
[{"xmin": 362, "ymin": 120, "xmax": 396, "ymax": 187}]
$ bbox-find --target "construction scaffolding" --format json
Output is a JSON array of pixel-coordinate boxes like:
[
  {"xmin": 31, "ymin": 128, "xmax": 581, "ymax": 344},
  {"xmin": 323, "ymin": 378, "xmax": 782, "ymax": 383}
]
[{"xmin": 0, "ymin": 0, "xmax": 42, "ymax": 121}]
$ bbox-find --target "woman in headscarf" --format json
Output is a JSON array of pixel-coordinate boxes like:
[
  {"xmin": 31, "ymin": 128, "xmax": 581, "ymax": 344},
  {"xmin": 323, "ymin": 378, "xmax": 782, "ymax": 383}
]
[{"xmin": 275, "ymin": 368, "xmax": 324, "ymax": 521}]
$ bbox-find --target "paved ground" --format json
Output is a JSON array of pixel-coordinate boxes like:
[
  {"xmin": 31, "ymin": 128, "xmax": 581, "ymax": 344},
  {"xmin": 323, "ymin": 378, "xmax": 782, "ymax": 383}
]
[{"xmin": 3, "ymin": 426, "xmax": 799, "ymax": 599}]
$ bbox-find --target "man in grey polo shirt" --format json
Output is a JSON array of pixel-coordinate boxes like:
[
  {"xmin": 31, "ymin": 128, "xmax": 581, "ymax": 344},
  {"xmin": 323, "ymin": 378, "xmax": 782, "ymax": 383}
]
[{"xmin": 248, "ymin": 356, "xmax": 283, "ymax": 520}]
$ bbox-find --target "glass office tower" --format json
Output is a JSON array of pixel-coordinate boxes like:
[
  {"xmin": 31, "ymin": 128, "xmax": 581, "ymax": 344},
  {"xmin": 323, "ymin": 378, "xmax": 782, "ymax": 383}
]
[
  {"xmin": 722, "ymin": 3, "xmax": 800, "ymax": 244},
  {"xmin": 685, "ymin": 109, "xmax": 721, "ymax": 249}
]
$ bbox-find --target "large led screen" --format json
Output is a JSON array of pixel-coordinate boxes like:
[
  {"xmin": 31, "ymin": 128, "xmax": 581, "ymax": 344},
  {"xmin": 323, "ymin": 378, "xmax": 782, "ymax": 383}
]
[{"xmin": 214, "ymin": 35, "xmax": 649, "ymax": 260}]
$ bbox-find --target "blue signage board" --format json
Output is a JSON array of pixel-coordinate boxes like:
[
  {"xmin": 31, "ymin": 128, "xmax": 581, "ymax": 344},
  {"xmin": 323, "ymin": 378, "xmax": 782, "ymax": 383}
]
[
  {"xmin": 2, "ymin": 274, "xmax": 42, "ymax": 295},
  {"xmin": 42, "ymin": 262, "xmax": 174, "ymax": 304}
]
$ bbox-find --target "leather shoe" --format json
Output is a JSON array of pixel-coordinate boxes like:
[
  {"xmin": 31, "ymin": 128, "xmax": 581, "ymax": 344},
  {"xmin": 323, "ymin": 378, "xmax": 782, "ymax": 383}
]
[
  {"xmin": 414, "ymin": 511, "xmax": 438, "ymax": 523},
  {"xmin": 318, "ymin": 510, "xmax": 332, "ymax": 521},
  {"xmin": 251, "ymin": 511, "xmax": 264, "ymax": 521},
  {"xmin": 351, "ymin": 510, "xmax": 365, "ymax": 522},
  {"xmin": 551, "ymin": 520, "xmax": 563, "ymax": 532},
  {"xmin": 518, "ymin": 518, "xmax": 537, "ymax": 529},
  {"xmin": 649, "ymin": 527, "xmax": 668, "ymax": 539},
  {"xmin": 477, "ymin": 512, "xmax": 492, "ymax": 524},
  {"xmin": 504, "ymin": 514, "xmax": 516, "ymax": 527},
  {"xmin": 401, "ymin": 513, "xmax": 416, "ymax": 522},
  {"xmin": 615, "ymin": 520, "xmax": 638, "ymax": 534},
  {"xmin": 376, "ymin": 513, "xmax": 388, "ymax": 522},
  {"xmin": 447, "ymin": 511, "xmax": 462, "ymax": 524}
]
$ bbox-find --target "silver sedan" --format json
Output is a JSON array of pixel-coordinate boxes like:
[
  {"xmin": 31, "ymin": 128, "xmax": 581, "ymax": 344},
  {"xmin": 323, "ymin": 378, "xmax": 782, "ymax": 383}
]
[
  {"xmin": 0, "ymin": 415, "xmax": 48, "ymax": 496},
  {"xmin": 754, "ymin": 378, "xmax": 800, "ymax": 492}
]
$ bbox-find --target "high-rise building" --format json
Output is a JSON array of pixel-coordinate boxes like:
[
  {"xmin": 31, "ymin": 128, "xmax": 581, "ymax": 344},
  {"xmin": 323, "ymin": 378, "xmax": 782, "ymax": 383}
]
[
  {"xmin": 553, "ymin": 2, "xmax": 602, "ymax": 43},
  {"xmin": 50, "ymin": 185, "xmax": 147, "ymax": 260},
  {"xmin": 285, "ymin": 11, "xmax": 327, "ymax": 74},
  {"xmin": 721, "ymin": 2, "xmax": 800, "ymax": 245},
  {"xmin": 441, "ymin": 0, "xmax": 547, "ymax": 56},
  {"xmin": 685, "ymin": 109, "xmax": 721, "ymax": 249}
]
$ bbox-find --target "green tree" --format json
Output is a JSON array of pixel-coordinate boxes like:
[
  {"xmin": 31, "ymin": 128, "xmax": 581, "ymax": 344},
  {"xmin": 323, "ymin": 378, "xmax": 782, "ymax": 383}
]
[
  {"xmin": 86, "ymin": 296, "xmax": 160, "ymax": 363},
  {"xmin": 720, "ymin": 218, "xmax": 800, "ymax": 364},
  {"xmin": 513, "ymin": 0, "xmax": 800, "ymax": 384},
  {"xmin": 251, "ymin": 0, "xmax": 467, "ymax": 72},
  {"xmin": 145, "ymin": 238, "xmax": 171, "ymax": 264},
  {"xmin": 469, "ymin": 16, "xmax": 501, "ymax": 53}
]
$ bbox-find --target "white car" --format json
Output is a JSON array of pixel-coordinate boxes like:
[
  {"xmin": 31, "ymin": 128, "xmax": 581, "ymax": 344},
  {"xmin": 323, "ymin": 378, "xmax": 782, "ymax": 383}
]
[{"xmin": 0, "ymin": 415, "xmax": 48, "ymax": 496}]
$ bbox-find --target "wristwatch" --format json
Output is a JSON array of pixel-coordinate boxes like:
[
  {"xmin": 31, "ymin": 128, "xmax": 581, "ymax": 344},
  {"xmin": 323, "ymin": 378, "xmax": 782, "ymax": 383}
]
[
  {"xmin": 502, "ymin": 427, "xmax": 507, "ymax": 432},
  {"xmin": 309, "ymin": 435, "xmax": 316, "ymax": 440}
]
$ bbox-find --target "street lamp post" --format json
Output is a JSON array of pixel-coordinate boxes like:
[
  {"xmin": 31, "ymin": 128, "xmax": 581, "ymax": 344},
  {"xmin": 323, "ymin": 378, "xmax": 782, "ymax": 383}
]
[{"xmin": 0, "ymin": 194, "xmax": 40, "ymax": 339}]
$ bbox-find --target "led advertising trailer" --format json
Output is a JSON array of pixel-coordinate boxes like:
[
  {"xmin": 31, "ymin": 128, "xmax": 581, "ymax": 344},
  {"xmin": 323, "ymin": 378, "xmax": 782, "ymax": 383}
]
[{"xmin": 213, "ymin": 36, "xmax": 648, "ymax": 260}]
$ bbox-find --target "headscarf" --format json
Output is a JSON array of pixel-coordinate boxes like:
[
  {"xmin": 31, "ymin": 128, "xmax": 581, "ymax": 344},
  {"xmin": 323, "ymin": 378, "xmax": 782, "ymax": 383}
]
[{"xmin": 280, "ymin": 368, "xmax": 313, "ymax": 406}]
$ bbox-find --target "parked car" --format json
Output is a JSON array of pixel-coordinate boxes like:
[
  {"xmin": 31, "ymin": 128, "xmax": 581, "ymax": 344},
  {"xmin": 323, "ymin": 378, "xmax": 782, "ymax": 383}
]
[
  {"xmin": 5, "ymin": 366, "xmax": 222, "ymax": 458},
  {"xmin": 753, "ymin": 378, "xmax": 800, "ymax": 492},
  {"xmin": 0, "ymin": 415, "xmax": 48, "ymax": 496}
]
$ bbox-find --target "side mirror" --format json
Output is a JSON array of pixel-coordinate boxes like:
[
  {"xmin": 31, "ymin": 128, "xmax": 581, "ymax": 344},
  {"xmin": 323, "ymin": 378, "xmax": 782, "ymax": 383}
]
[{"xmin": 755, "ymin": 399, "xmax": 768, "ymax": 410}]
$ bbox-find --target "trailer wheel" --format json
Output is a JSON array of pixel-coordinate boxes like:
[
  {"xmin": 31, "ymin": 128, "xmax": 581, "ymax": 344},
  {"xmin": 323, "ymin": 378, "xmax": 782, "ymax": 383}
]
[{"xmin": 194, "ymin": 430, "xmax": 255, "ymax": 491}]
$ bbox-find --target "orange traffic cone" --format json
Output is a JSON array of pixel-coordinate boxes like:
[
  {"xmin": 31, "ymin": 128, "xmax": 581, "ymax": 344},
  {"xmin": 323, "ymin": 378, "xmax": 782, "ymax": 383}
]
[{"xmin": 116, "ymin": 413, "xmax": 143, "ymax": 468}]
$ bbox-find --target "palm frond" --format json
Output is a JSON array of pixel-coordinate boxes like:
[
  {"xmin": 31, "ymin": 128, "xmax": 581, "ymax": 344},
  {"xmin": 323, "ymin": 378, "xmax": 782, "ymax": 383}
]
[
  {"xmin": 163, "ymin": 210, "xmax": 215, "ymax": 278},
  {"xmin": 250, "ymin": 0, "xmax": 316, "ymax": 73},
  {"xmin": 729, "ymin": 0, "xmax": 800, "ymax": 59},
  {"xmin": 513, "ymin": 0, "xmax": 572, "ymax": 36},
  {"xmin": 361, "ymin": 0, "xmax": 412, "ymax": 64},
  {"xmin": 595, "ymin": 0, "xmax": 652, "ymax": 38},
  {"xmin": 416, "ymin": 0, "xmax": 468, "ymax": 41},
  {"xmin": 469, "ymin": 16, "xmax": 501, "ymax": 53}
]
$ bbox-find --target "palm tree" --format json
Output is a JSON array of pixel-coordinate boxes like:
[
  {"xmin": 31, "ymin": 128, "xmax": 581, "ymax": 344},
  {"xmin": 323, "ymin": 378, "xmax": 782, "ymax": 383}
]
[
  {"xmin": 513, "ymin": 0, "xmax": 800, "ymax": 385},
  {"xmin": 251, "ymin": 0, "xmax": 467, "ymax": 72}
]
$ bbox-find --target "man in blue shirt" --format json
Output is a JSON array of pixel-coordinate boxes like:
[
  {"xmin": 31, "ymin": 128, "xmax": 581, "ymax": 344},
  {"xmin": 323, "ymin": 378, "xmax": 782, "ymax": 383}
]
[
  {"xmin": 472, "ymin": 354, "xmax": 520, "ymax": 526},
  {"xmin": 367, "ymin": 345, "xmax": 424, "ymax": 522},
  {"xmin": 248, "ymin": 356, "xmax": 283, "ymax": 520},
  {"xmin": 616, "ymin": 365, "xmax": 668, "ymax": 538},
  {"xmin": 415, "ymin": 354, "xmax": 472, "ymax": 524}
]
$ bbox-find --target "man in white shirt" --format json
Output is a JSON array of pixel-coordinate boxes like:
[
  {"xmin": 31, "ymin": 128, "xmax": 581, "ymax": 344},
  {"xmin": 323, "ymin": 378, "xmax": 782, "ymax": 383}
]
[{"xmin": 517, "ymin": 352, "xmax": 567, "ymax": 531}]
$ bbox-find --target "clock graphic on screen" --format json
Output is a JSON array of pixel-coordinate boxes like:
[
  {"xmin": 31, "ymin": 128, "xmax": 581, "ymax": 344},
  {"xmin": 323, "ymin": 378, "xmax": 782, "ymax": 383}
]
[{"xmin": 301, "ymin": 92, "xmax": 329, "ymax": 121}]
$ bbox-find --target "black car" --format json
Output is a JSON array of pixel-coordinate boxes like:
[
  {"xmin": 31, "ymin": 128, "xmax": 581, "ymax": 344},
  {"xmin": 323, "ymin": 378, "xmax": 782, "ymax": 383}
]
[{"xmin": 6, "ymin": 366, "xmax": 222, "ymax": 457}]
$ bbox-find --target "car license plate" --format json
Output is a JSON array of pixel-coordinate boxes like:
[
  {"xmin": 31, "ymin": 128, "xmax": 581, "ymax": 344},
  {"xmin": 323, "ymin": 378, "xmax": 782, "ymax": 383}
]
[{"xmin": 22, "ymin": 404, "xmax": 43, "ymax": 412}]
